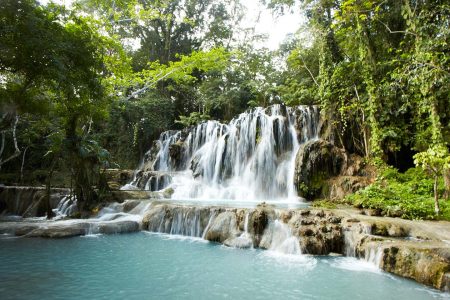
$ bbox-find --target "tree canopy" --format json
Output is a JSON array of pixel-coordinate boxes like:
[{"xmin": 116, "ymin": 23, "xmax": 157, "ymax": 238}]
[{"xmin": 0, "ymin": 0, "xmax": 449, "ymax": 213}]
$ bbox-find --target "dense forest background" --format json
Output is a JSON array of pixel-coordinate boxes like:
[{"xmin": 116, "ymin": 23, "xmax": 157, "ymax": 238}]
[{"xmin": 0, "ymin": 0, "xmax": 449, "ymax": 214}]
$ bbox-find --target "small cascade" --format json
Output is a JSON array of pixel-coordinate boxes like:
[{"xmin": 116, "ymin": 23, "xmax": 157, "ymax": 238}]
[
  {"xmin": 146, "ymin": 206, "xmax": 213, "ymax": 238},
  {"xmin": 201, "ymin": 211, "xmax": 218, "ymax": 239},
  {"xmin": 125, "ymin": 105, "xmax": 320, "ymax": 201},
  {"xmin": 343, "ymin": 223, "xmax": 372, "ymax": 257},
  {"xmin": 266, "ymin": 220, "xmax": 302, "ymax": 255},
  {"xmin": 53, "ymin": 195, "xmax": 77, "ymax": 218},
  {"xmin": 343, "ymin": 222, "xmax": 384, "ymax": 268},
  {"xmin": 364, "ymin": 244, "xmax": 384, "ymax": 267},
  {"xmin": 231, "ymin": 211, "xmax": 254, "ymax": 248},
  {"xmin": 259, "ymin": 215, "xmax": 302, "ymax": 255},
  {"xmin": 94, "ymin": 200, "xmax": 152, "ymax": 223}
]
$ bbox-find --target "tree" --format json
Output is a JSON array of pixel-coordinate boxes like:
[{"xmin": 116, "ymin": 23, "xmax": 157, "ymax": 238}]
[
  {"xmin": 0, "ymin": 0, "xmax": 127, "ymax": 212},
  {"xmin": 414, "ymin": 144, "xmax": 450, "ymax": 215}
]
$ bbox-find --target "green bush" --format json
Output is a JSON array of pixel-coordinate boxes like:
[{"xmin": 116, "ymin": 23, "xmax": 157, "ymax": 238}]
[{"xmin": 345, "ymin": 167, "xmax": 449, "ymax": 220}]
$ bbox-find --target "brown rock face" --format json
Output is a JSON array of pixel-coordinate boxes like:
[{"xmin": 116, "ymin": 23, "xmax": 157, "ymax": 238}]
[
  {"xmin": 205, "ymin": 211, "xmax": 239, "ymax": 243},
  {"xmin": 249, "ymin": 204, "xmax": 276, "ymax": 246},
  {"xmin": 294, "ymin": 139, "xmax": 346, "ymax": 200},
  {"xmin": 356, "ymin": 239, "xmax": 450, "ymax": 291}
]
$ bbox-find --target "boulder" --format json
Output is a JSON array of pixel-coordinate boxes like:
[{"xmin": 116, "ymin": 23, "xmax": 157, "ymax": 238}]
[
  {"xmin": 294, "ymin": 139, "xmax": 346, "ymax": 200},
  {"xmin": 142, "ymin": 140, "xmax": 161, "ymax": 172},
  {"xmin": 248, "ymin": 203, "xmax": 276, "ymax": 246},
  {"xmin": 223, "ymin": 235, "xmax": 253, "ymax": 249},
  {"xmin": 205, "ymin": 211, "xmax": 239, "ymax": 243},
  {"xmin": 357, "ymin": 239, "xmax": 450, "ymax": 291}
]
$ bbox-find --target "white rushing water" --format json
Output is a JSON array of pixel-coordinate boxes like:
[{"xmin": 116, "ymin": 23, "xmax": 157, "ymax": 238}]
[
  {"xmin": 53, "ymin": 195, "xmax": 77, "ymax": 219},
  {"xmin": 126, "ymin": 105, "xmax": 319, "ymax": 202}
]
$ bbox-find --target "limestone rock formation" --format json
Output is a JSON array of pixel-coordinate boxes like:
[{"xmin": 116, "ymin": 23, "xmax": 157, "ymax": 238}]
[
  {"xmin": 205, "ymin": 211, "xmax": 239, "ymax": 243},
  {"xmin": 0, "ymin": 186, "xmax": 67, "ymax": 218},
  {"xmin": 294, "ymin": 139, "xmax": 346, "ymax": 199}
]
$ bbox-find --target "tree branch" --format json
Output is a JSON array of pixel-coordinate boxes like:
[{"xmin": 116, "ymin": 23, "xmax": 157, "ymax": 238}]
[
  {"xmin": 0, "ymin": 115, "xmax": 21, "ymax": 168},
  {"xmin": 377, "ymin": 20, "xmax": 417, "ymax": 36}
]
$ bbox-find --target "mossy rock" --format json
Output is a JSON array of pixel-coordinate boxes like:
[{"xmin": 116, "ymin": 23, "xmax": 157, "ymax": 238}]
[{"xmin": 294, "ymin": 139, "xmax": 346, "ymax": 200}]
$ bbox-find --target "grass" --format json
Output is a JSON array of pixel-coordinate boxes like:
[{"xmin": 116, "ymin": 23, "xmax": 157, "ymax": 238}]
[{"xmin": 343, "ymin": 166, "xmax": 450, "ymax": 221}]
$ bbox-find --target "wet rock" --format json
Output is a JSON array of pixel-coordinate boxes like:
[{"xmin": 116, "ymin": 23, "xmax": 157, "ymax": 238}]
[
  {"xmin": 123, "ymin": 200, "xmax": 141, "ymax": 213},
  {"xmin": 299, "ymin": 227, "xmax": 314, "ymax": 237},
  {"xmin": 205, "ymin": 211, "xmax": 238, "ymax": 243},
  {"xmin": 169, "ymin": 142, "xmax": 184, "ymax": 170},
  {"xmin": 0, "ymin": 186, "xmax": 68, "ymax": 218},
  {"xmin": 371, "ymin": 223, "xmax": 408, "ymax": 238},
  {"xmin": 362, "ymin": 240, "xmax": 450, "ymax": 291},
  {"xmin": 300, "ymin": 219, "xmax": 315, "ymax": 225},
  {"xmin": 249, "ymin": 204, "xmax": 275, "ymax": 246},
  {"xmin": 190, "ymin": 154, "xmax": 203, "ymax": 178},
  {"xmin": 1, "ymin": 219, "xmax": 140, "ymax": 238},
  {"xmin": 142, "ymin": 140, "xmax": 161, "ymax": 172},
  {"xmin": 294, "ymin": 139, "xmax": 346, "ymax": 200},
  {"xmin": 327, "ymin": 216, "xmax": 342, "ymax": 224},
  {"xmin": 386, "ymin": 208, "xmax": 405, "ymax": 218},
  {"xmin": 104, "ymin": 169, "xmax": 133, "ymax": 190},
  {"xmin": 364, "ymin": 208, "xmax": 382, "ymax": 217},
  {"xmin": 162, "ymin": 188, "xmax": 174, "ymax": 199},
  {"xmin": 223, "ymin": 236, "xmax": 253, "ymax": 249},
  {"xmin": 300, "ymin": 210, "xmax": 310, "ymax": 216},
  {"xmin": 96, "ymin": 221, "xmax": 139, "ymax": 234},
  {"xmin": 346, "ymin": 218, "xmax": 360, "ymax": 223},
  {"xmin": 111, "ymin": 190, "xmax": 159, "ymax": 202},
  {"xmin": 313, "ymin": 210, "xmax": 325, "ymax": 217}
]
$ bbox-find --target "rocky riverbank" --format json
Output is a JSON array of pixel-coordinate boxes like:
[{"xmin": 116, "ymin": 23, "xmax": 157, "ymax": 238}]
[{"xmin": 1, "ymin": 199, "xmax": 448, "ymax": 291}]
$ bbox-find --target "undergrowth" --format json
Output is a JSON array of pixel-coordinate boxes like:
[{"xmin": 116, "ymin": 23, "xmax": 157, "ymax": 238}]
[{"xmin": 344, "ymin": 166, "xmax": 450, "ymax": 221}]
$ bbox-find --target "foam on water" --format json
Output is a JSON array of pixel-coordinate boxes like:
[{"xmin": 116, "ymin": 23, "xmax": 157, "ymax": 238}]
[{"xmin": 328, "ymin": 257, "xmax": 381, "ymax": 274}]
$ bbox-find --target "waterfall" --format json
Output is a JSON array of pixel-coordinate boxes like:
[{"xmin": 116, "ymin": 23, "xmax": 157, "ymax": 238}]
[
  {"xmin": 146, "ymin": 206, "xmax": 214, "ymax": 238},
  {"xmin": 231, "ymin": 211, "xmax": 254, "ymax": 248},
  {"xmin": 264, "ymin": 220, "xmax": 302, "ymax": 255},
  {"xmin": 364, "ymin": 244, "xmax": 384, "ymax": 267},
  {"xmin": 127, "ymin": 105, "xmax": 319, "ymax": 201},
  {"xmin": 53, "ymin": 195, "xmax": 77, "ymax": 218},
  {"xmin": 343, "ymin": 223, "xmax": 372, "ymax": 257},
  {"xmin": 343, "ymin": 223, "xmax": 384, "ymax": 268}
]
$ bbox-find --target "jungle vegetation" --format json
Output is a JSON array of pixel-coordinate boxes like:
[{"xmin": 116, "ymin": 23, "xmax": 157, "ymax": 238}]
[{"xmin": 0, "ymin": 0, "xmax": 449, "ymax": 217}]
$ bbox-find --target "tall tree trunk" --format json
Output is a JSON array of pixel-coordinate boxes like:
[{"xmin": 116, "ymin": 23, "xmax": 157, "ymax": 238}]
[
  {"xmin": 434, "ymin": 175, "xmax": 440, "ymax": 215},
  {"xmin": 45, "ymin": 160, "xmax": 56, "ymax": 219},
  {"xmin": 66, "ymin": 115, "xmax": 97, "ymax": 212},
  {"xmin": 444, "ymin": 169, "xmax": 450, "ymax": 200}
]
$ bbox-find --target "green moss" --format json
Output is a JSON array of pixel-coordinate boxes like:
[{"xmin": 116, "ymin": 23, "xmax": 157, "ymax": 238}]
[
  {"xmin": 344, "ymin": 166, "xmax": 450, "ymax": 221},
  {"xmin": 299, "ymin": 171, "xmax": 330, "ymax": 199},
  {"xmin": 311, "ymin": 199, "xmax": 337, "ymax": 209}
]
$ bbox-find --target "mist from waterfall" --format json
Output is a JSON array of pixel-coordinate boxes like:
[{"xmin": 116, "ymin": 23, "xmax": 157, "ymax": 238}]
[{"xmin": 129, "ymin": 105, "xmax": 319, "ymax": 202}]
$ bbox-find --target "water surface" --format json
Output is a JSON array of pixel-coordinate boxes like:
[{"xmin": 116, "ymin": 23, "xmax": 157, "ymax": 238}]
[{"xmin": 0, "ymin": 233, "xmax": 447, "ymax": 300}]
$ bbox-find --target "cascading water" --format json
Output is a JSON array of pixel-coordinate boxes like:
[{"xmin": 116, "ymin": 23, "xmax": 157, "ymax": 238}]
[
  {"xmin": 126, "ymin": 105, "xmax": 319, "ymax": 202},
  {"xmin": 53, "ymin": 195, "xmax": 77, "ymax": 218},
  {"xmin": 261, "ymin": 219, "xmax": 302, "ymax": 255}
]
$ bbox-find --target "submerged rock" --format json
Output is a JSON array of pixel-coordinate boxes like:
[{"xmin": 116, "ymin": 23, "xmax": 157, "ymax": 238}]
[
  {"xmin": 0, "ymin": 219, "xmax": 140, "ymax": 238},
  {"xmin": 223, "ymin": 236, "xmax": 253, "ymax": 249}
]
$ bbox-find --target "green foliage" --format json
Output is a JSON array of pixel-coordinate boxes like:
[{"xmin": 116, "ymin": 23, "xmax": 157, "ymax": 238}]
[
  {"xmin": 176, "ymin": 112, "xmax": 211, "ymax": 127},
  {"xmin": 311, "ymin": 199, "xmax": 337, "ymax": 209},
  {"xmin": 270, "ymin": 0, "xmax": 450, "ymax": 161},
  {"xmin": 98, "ymin": 92, "xmax": 175, "ymax": 168},
  {"xmin": 413, "ymin": 144, "xmax": 450, "ymax": 177},
  {"xmin": 345, "ymin": 167, "xmax": 450, "ymax": 220}
]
